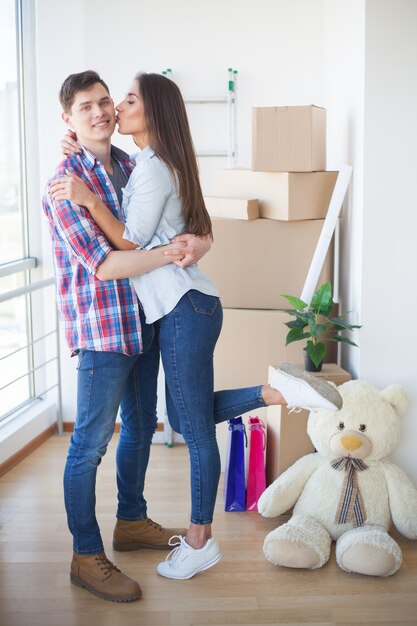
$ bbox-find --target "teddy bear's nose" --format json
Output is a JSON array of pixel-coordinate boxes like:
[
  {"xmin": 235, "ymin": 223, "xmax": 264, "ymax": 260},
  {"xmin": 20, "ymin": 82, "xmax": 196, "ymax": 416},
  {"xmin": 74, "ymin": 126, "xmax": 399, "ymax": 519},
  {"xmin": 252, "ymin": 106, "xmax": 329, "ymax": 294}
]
[{"xmin": 341, "ymin": 435, "xmax": 362, "ymax": 451}]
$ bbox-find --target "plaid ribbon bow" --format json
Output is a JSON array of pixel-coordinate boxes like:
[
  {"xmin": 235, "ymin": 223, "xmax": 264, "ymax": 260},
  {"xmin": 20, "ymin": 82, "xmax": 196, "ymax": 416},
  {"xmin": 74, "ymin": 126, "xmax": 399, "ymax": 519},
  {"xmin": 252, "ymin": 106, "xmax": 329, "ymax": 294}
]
[{"xmin": 332, "ymin": 457, "xmax": 368, "ymax": 527}]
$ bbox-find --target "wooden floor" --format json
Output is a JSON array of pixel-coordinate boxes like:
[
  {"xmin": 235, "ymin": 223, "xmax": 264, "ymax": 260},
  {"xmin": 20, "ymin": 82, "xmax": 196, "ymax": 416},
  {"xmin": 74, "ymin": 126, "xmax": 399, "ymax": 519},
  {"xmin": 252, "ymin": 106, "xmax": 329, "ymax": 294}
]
[{"xmin": 1, "ymin": 435, "xmax": 417, "ymax": 626}]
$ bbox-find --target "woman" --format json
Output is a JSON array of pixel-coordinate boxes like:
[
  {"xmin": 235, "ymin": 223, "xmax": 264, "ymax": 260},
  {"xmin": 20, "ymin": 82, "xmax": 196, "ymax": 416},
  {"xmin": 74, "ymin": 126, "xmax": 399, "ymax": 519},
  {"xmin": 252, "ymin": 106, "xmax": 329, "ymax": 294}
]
[{"xmin": 51, "ymin": 72, "xmax": 342, "ymax": 580}]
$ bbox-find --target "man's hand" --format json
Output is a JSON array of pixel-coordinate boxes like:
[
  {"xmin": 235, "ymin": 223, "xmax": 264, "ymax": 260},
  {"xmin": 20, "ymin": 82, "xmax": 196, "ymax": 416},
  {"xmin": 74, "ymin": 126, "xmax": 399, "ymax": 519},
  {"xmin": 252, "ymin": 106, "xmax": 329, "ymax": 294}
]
[
  {"xmin": 61, "ymin": 129, "xmax": 82, "ymax": 156},
  {"xmin": 164, "ymin": 234, "xmax": 212, "ymax": 268},
  {"xmin": 97, "ymin": 241, "xmax": 188, "ymax": 281}
]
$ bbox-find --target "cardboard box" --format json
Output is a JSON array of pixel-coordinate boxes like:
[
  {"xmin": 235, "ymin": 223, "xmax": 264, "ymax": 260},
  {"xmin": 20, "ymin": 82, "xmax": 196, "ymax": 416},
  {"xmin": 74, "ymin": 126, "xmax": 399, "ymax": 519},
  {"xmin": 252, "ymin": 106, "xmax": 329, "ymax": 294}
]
[
  {"xmin": 252, "ymin": 105, "xmax": 326, "ymax": 172},
  {"xmin": 213, "ymin": 169, "xmax": 338, "ymax": 221},
  {"xmin": 213, "ymin": 310, "xmax": 337, "ymax": 470},
  {"xmin": 199, "ymin": 217, "xmax": 333, "ymax": 309},
  {"xmin": 265, "ymin": 364, "xmax": 352, "ymax": 485},
  {"xmin": 204, "ymin": 197, "xmax": 259, "ymax": 220},
  {"xmin": 309, "ymin": 363, "xmax": 354, "ymax": 387}
]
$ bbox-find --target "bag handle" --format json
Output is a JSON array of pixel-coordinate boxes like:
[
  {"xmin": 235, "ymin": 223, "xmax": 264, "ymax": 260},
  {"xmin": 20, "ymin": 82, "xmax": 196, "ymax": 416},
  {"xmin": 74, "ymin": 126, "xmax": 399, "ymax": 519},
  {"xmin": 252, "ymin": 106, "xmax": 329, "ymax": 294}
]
[
  {"xmin": 248, "ymin": 416, "xmax": 266, "ymax": 450},
  {"xmin": 228, "ymin": 419, "xmax": 248, "ymax": 447}
]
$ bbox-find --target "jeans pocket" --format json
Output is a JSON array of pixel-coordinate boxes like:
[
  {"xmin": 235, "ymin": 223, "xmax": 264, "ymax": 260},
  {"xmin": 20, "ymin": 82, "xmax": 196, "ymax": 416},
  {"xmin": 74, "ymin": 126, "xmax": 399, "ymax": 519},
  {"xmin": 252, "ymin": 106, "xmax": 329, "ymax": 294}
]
[
  {"xmin": 76, "ymin": 350, "xmax": 94, "ymax": 371},
  {"xmin": 139, "ymin": 305, "xmax": 156, "ymax": 353},
  {"xmin": 187, "ymin": 290, "xmax": 219, "ymax": 316}
]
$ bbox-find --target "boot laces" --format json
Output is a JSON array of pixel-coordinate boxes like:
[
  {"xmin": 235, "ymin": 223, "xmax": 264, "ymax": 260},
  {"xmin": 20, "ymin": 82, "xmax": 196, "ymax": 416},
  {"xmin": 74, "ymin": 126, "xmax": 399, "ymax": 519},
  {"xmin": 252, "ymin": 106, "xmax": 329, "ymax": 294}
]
[
  {"xmin": 95, "ymin": 552, "xmax": 120, "ymax": 576},
  {"xmin": 146, "ymin": 517, "xmax": 163, "ymax": 531}
]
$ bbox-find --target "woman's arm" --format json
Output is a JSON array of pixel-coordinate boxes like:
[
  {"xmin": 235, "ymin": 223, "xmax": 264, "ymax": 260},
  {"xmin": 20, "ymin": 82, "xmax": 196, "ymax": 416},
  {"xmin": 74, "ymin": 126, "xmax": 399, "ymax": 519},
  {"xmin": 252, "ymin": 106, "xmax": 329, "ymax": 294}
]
[
  {"xmin": 56, "ymin": 132, "xmax": 170, "ymax": 251},
  {"xmin": 50, "ymin": 160, "xmax": 169, "ymax": 251},
  {"xmin": 49, "ymin": 170, "xmax": 136, "ymax": 250},
  {"xmin": 88, "ymin": 193, "xmax": 137, "ymax": 250}
]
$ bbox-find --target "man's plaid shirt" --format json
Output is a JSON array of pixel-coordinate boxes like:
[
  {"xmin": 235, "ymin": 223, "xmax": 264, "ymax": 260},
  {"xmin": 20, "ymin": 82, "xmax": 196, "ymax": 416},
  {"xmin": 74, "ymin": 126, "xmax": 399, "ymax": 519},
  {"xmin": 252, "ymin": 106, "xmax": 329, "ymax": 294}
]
[{"xmin": 42, "ymin": 145, "xmax": 144, "ymax": 357}]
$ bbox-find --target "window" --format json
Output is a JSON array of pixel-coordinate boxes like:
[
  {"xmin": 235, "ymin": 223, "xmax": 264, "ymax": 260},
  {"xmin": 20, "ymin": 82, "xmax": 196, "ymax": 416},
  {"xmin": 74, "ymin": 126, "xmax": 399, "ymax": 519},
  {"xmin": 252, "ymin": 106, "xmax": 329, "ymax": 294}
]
[
  {"xmin": 0, "ymin": 0, "xmax": 60, "ymax": 424},
  {"xmin": 0, "ymin": 0, "xmax": 25, "ymax": 265},
  {"xmin": 0, "ymin": 0, "xmax": 31, "ymax": 421}
]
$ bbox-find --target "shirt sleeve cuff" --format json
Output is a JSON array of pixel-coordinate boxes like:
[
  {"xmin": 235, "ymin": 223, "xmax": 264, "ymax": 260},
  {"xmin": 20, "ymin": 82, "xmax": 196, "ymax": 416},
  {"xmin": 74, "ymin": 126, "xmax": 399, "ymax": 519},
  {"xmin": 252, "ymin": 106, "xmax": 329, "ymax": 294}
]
[
  {"xmin": 122, "ymin": 225, "xmax": 144, "ymax": 248},
  {"xmin": 83, "ymin": 238, "xmax": 113, "ymax": 275}
]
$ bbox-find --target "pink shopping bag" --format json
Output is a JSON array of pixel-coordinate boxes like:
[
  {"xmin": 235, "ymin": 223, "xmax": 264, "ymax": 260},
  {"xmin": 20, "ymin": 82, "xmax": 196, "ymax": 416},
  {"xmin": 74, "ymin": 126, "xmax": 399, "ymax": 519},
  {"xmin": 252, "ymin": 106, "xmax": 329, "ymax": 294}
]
[{"xmin": 246, "ymin": 416, "xmax": 266, "ymax": 511}]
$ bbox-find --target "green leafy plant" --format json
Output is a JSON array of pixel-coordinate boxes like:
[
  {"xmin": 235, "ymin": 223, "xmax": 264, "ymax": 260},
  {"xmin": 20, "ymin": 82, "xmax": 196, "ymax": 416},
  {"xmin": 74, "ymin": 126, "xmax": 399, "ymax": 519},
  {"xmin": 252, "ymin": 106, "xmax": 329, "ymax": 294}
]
[{"xmin": 282, "ymin": 282, "xmax": 361, "ymax": 368}]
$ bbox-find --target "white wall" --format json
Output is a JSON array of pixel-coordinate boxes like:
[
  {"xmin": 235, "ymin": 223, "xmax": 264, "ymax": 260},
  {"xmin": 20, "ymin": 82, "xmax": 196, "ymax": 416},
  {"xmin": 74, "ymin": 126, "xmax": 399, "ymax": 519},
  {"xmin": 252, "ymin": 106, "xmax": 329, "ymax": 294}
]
[
  {"xmin": 323, "ymin": 0, "xmax": 365, "ymax": 378},
  {"xmin": 361, "ymin": 0, "xmax": 417, "ymax": 481},
  {"xmin": 85, "ymin": 0, "xmax": 326, "ymax": 191}
]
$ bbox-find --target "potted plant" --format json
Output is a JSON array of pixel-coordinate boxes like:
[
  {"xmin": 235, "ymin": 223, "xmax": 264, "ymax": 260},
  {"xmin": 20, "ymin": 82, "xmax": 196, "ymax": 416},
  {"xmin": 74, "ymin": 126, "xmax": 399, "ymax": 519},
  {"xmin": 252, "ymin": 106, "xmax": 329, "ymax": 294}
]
[{"xmin": 282, "ymin": 282, "xmax": 361, "ymax": 371}]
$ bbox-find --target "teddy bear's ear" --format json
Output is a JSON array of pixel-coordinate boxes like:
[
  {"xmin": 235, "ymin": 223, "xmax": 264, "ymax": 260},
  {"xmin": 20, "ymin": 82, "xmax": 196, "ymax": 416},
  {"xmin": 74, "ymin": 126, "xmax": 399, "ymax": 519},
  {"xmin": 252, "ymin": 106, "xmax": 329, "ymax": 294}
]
[{"xmin": 380, "ymin": 385, "xmax": 409, "ymax": 416}]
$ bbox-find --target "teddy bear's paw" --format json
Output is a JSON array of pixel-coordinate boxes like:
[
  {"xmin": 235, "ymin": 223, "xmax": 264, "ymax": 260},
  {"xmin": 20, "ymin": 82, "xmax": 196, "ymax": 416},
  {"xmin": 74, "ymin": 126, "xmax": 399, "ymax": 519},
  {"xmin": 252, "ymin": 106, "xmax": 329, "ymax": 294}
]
[
  {"xmin": 264, "ymin": 537, "xmax": 321, "ymax": 569},
  {"xmin": 263, "ymin": 515, "xmax": 331, "ymax": 569},
  {"xmin": 336, "ymin": 526, "xmax": 402, "ymax": 577}
]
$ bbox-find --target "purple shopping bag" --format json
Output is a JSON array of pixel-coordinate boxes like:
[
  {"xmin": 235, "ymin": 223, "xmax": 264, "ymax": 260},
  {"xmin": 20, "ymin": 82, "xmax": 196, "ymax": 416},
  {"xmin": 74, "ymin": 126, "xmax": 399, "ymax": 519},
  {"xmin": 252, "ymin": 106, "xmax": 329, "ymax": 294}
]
[
  {"xmin": 246, "ymin": 416, "xmax": 266, "ymax": 511},
  {"xmin": 224, "ymin": 416, "xmax": 247, "ymax": 511}
]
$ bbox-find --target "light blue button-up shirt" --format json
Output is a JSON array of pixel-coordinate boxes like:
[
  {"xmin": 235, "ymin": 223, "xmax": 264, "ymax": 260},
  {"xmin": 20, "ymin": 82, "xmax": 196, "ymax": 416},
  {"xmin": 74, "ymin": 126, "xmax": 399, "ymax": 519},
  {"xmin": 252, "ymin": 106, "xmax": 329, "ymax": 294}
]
[{"xmin": 122, "ymin": 146, "xmax": 219, "ymax": 323}]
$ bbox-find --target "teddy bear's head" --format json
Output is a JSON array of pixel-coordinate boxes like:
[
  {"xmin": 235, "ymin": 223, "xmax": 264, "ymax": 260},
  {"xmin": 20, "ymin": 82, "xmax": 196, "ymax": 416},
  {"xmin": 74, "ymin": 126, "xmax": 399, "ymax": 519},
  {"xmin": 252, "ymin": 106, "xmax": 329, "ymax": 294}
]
[{"xmin": 307, "ymin": 380, "xmax": 408, "ymax": 462}]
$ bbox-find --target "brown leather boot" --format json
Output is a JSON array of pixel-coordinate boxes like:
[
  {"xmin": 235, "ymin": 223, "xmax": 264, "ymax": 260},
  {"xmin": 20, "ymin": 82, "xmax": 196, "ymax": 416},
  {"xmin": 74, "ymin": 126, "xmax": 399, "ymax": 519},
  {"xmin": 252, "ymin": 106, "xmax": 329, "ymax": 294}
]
[
  {"xmin": 113, "ymin": 517, "xmax": 187, "ymax": 551},
  {"xmin": 70, "ymin": 552, "xmax": 141, "ymax": 602}
]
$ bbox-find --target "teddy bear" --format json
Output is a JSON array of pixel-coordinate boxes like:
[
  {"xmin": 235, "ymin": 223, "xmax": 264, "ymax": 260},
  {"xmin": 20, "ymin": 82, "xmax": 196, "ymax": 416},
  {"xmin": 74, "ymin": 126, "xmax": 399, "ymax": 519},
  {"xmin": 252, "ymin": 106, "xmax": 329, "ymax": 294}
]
[{"xmin": 258, "ymin": 379, "xmax": 417, "ymax": 576}]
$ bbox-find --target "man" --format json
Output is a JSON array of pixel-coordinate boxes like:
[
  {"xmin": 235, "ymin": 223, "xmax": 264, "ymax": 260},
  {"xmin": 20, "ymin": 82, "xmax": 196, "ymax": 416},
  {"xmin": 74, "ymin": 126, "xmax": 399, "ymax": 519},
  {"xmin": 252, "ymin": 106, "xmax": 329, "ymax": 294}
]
[{"xmin": 42, "ymin": 70, "xmax": 211, "ymax": 602}]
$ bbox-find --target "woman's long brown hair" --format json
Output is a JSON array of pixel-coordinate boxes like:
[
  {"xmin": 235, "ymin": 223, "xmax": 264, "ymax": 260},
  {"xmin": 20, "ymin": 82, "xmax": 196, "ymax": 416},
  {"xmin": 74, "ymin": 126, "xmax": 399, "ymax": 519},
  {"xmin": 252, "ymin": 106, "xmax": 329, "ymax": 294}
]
[{"xmin": 136, "ymin": 72, "xmax": 212, "ymax": 238}]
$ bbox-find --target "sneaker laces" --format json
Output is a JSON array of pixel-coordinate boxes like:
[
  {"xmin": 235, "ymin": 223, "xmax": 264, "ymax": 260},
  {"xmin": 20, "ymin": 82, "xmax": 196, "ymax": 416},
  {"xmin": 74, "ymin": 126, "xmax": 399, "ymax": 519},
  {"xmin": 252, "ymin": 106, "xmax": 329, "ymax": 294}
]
[
  {"xmin": 95, "ymin": 552, "xmax": 120, "ymax": 576},
  {"xmin": 164, "ymin": 535, "xmax": 186, "ymax": 562}
]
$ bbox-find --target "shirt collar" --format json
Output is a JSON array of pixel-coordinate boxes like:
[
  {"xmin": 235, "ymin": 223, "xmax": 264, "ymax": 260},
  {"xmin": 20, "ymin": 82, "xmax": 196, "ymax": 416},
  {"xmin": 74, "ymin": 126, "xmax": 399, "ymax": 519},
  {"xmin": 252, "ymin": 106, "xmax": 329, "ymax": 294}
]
[
  {"xmin": 77, "ymin": 143, "xmax": 131, "ymax": 171},
  {"xmin": 133, "ymin": 145, "xmax": 155, "ymax": 164},
  {"xmin": 111, "ymin": 144, "xmax": 132, "ymax": 168}
]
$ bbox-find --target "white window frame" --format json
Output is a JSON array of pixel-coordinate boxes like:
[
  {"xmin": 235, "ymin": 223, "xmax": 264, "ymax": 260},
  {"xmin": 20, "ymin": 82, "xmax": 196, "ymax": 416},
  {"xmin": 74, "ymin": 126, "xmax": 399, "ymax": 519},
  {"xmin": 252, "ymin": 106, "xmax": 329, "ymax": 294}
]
[{"xmin": 0, "ymin": 0, "xmax": 62, "ymax": 439}]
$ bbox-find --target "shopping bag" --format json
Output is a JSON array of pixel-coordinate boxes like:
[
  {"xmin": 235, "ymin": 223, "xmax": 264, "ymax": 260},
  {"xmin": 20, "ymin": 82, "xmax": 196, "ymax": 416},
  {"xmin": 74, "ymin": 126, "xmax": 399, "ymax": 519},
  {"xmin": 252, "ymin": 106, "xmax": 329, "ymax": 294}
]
[
  {"xmin": 224, "ymin": 416, "xmax": 247, "ymax": 511},
  {"xmin": 246, "ymin": 416, "xmax": 266, "ymax": 511}
]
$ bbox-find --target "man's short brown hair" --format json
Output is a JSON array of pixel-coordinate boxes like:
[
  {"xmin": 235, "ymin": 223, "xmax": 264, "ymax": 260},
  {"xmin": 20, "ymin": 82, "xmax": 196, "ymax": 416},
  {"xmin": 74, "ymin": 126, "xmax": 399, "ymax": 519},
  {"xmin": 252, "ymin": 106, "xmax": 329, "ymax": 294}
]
[{"xmin": 59, "ymin": 70, "xmax": 110, "ymax": 113}]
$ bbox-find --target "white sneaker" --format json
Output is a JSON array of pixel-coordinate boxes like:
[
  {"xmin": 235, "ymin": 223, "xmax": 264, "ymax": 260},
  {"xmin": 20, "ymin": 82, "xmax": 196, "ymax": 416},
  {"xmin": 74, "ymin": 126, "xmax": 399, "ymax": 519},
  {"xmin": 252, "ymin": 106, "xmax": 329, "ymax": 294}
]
[
  {"xmin": 156, "ymin": 535, "xmax": 222, "ymax": 580},
  {"xmin": 271, "ymin": 363, "xmax": 343, "ymax": 412}
]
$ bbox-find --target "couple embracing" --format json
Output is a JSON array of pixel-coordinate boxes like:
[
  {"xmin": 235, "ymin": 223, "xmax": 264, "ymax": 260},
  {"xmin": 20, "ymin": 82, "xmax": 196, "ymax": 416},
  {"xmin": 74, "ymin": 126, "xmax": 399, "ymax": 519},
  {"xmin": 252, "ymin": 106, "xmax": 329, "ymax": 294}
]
[{"xmin": 43, "ymin": 69, "xmax": 342, "ymax": 602}]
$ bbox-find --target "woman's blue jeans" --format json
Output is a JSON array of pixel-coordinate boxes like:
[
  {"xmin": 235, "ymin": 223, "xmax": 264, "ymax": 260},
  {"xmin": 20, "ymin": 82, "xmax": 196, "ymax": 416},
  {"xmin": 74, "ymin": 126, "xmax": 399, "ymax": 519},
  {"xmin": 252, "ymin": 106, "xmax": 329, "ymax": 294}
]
[{"xmin": 158, "ymin": 290, "xmax": 265, "ymax": 525}]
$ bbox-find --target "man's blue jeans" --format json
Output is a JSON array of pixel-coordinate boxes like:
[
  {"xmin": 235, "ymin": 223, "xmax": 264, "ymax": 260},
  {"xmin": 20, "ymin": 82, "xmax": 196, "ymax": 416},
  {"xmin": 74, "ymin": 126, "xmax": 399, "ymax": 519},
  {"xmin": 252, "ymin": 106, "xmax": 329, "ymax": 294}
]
[
  {"xmin": 158, "ymin": 290, "xmax": 266, "ymax": 525},
  {"xmin": 63, "ymin": 309, "xmax": 160, "ymax": 555}
]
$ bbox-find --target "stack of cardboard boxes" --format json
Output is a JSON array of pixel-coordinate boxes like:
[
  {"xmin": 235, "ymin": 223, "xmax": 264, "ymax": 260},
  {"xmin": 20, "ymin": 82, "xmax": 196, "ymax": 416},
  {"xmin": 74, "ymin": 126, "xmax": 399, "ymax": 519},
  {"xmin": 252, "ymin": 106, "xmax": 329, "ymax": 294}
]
[{"xmin": 198, "ymin": 105, "xmax": 345, "ymax": 479}]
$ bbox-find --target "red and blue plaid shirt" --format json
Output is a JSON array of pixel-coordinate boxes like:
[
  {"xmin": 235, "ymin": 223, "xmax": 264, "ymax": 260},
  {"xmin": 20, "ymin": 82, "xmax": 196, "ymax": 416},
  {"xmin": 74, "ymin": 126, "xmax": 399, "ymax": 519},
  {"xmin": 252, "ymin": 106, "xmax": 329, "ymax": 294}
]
[{"xmin": 43, "ymin": 145, "xmax": 144, "ymax": 357}]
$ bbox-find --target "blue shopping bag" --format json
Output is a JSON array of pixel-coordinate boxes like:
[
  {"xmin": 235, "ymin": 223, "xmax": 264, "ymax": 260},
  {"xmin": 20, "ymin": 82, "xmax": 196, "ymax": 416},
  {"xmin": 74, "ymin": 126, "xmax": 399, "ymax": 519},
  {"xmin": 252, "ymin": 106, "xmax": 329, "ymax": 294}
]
[{"xmin": 224, "ymin": 416, "xmax": 247, "ymax": 511}]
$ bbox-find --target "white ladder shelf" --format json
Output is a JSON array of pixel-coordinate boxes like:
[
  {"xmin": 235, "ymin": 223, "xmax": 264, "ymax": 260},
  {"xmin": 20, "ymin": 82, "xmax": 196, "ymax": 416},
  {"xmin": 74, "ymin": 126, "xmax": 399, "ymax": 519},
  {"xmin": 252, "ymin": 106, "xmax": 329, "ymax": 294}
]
[{"xmin": 162, "ymin": 68, "xmax": 238, "ymax": 167}]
